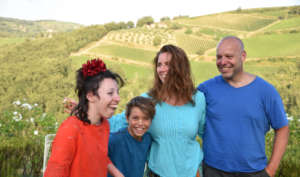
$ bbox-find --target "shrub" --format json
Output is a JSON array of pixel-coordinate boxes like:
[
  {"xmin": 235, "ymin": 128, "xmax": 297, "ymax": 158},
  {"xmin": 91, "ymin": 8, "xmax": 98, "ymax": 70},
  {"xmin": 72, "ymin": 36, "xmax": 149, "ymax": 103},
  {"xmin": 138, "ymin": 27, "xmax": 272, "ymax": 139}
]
[
  {"xmin": 185, "ymin": 29, "xmax": 193, "ymax": 34},
  {"xmin": 153, "ymin": 36, "xmax": 162, "ymax": 46},
  {"xmin": 0, "ymin": 100, "xmax": 57, "ymax": 176},
  {"xmin": 196, "ymin": 47, "xmax": 205, "ymax": 55}
]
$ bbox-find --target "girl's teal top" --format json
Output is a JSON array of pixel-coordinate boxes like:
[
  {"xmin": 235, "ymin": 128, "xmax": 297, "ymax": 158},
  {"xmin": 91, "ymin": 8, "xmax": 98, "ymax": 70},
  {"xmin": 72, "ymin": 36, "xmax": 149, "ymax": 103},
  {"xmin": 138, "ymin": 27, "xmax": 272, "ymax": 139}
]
[{"xmin": 109, "ymin": 91, "xmax": 206, "ymax": 177}]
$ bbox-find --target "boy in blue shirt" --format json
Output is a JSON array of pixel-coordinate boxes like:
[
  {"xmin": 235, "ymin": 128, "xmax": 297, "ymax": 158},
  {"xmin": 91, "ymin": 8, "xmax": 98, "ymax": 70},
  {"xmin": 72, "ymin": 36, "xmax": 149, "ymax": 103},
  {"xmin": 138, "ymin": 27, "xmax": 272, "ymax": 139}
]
[{"xmin": 107, "ymin": 96, "xmax": 156, "ymax": 177}]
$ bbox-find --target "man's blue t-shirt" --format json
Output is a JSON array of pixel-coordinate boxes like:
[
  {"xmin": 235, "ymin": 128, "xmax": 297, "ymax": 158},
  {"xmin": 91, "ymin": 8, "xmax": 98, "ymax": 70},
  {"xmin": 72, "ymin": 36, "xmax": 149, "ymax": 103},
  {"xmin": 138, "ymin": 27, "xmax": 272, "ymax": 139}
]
[
  {"xmin": 108, "ymin": 127, "xmax": 152, "ymax": 177},
  {"xmin": 197, "ymin": 75, "xmax": 288, "ymax": 172}
]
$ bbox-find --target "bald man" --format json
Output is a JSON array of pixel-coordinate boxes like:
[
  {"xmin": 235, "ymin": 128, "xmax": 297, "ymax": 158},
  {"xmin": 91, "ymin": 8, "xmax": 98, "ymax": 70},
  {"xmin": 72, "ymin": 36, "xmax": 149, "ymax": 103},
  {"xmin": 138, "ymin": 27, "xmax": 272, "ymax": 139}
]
[{"xmin": 197, "ymin": 36, "xmax": 289, "ymax": 177}]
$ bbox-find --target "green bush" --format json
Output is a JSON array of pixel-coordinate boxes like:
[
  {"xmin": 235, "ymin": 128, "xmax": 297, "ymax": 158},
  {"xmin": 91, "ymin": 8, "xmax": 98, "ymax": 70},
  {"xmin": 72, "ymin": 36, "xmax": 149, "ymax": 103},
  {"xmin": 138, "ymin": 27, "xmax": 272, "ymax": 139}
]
[
  {"xmin": 153, "ymin": 36, "xmax": 162, "ymax": 46},
  {"xmin": 0, "ymin": 100, "xmax": 57, "ymax": 176},
  {"xmin": 196, "ymin": 47, "xmax": 205, "ymax": 56},
  {"xmin": 185, "ymin": 29, "xmax": 193, "ymax": 34}
]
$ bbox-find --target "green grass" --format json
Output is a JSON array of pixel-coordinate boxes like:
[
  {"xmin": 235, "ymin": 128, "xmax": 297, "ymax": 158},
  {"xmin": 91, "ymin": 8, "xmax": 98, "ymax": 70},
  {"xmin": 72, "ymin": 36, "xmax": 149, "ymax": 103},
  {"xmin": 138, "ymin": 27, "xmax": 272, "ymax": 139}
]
[
  {"xmin": 0, "ymin": 38, "xmax": 25, "ymax": 45},
  {"xmin": 179, "ymin": 14, "xmax": 278, "ymax": 32},
  {"xmin": 198, "ymin": 28, "xmax": 237, "ymax": 38},
  {"xmin": 209, "ymin": 33, "xmax": 300, "ymax": 58},
  {"xmin": 70, "ymin": 56, "xmax": 152, "ymax": 79},
  {"xmin": 264, "ymin": 17, "xmax": 300, "ymax": 30},
  {"xmin": 175, "ymin": 34, "xmax": 218, "ymax": 54},
  {"xmin": 190, "ymin": 61, "xmax": 278, "ymax": 85},
  {"xmin": 258, "ymin": 12, "xmax": 282, "ymax": 17},
  {"xmin": 88, "ymin": 44, "xmax": 157, "ymax": 63}
]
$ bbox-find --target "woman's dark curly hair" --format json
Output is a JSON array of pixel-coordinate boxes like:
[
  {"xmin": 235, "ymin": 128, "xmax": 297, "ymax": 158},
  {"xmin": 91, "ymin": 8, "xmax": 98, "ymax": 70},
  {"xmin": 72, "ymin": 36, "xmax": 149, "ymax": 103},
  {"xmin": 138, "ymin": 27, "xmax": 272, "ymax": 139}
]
[{"xmin": 71, "ymin": 69, "xmax": 124, "ymax": 124}]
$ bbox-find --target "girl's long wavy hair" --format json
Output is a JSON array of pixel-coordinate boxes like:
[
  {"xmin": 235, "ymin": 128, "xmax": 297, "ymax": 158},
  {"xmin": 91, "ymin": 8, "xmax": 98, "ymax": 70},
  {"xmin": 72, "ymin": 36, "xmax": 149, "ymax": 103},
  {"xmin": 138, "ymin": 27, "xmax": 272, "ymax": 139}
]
[
  {"xmin": 71, "ymin": 69, "xmax": 124, "ymax": 124},
  {"xmin": 148, "ymin": 44, "xmax": 196, "ymax": 105}
]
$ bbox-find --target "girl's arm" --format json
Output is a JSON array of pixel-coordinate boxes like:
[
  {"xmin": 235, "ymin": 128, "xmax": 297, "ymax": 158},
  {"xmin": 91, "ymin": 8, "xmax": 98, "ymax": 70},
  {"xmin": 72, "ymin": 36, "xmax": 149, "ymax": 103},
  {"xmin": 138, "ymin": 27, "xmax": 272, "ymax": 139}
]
[
  {"xmin": 107, "ymin": 164, "xmax": 124, "ymax": 177},
  {"xmin": 44, "ymin": 119, "xmax": 77, "ymax": 176}
]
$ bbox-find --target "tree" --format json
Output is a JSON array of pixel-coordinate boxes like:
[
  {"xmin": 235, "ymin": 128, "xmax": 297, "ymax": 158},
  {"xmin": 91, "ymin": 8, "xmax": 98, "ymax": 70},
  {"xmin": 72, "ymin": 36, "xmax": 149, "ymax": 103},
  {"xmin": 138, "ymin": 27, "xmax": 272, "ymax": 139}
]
[
  {"xmin": 117, "ymin": 21, "xmax": 127, "ymax": 29},
  {"xmin": 196, "ymin": 47, "xmax": 205, "ymax": 56},
  {"xmin": 136, "ymin": 16, "xmax": 154, "ymax": 27},
  {"xmin": 126, "ymin": 21, "xmax": 134, "ymax": 28},
  {"xmin": 185, "ymin": 29, "xmax": 192, "ymax": 34},
  {"xmin": 160, "ymin": 16, "xmax": 170, "ymax": 22},
  {"xmin": 236, "ymin": 7, "xmax": 242, "ymax": 13},
  {"xmin": 153, "ymin": 36, "xmax": 162, "ymax": 46},
  {"xmin": 290, "ymin": 5, "xmax": 300, "ymax": 15}
]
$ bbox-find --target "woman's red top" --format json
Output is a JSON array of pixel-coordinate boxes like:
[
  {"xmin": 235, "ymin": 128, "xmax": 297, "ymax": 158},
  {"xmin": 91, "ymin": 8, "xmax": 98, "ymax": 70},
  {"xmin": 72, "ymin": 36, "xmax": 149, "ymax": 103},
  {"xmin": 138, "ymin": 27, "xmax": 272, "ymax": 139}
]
[{"xmin": 44, "ymin": 116, "xmax": 112, "ymax": 177}]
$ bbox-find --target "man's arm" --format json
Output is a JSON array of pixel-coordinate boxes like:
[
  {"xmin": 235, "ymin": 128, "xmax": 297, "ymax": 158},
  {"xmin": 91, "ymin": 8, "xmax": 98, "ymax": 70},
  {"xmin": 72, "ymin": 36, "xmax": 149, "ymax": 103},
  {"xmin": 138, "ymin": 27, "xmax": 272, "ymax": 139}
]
[{"xmin": 265, "ymin": 124, "xmax": 289, "ymax": 177}]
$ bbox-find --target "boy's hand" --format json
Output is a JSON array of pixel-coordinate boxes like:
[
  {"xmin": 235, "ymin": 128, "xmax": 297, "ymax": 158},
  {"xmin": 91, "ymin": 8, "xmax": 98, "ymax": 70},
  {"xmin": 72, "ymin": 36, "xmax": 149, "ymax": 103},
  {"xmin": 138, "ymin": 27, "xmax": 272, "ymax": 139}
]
[{"xmin": 63, "ymin": 97, "xmax": 78, "ymax": 114}]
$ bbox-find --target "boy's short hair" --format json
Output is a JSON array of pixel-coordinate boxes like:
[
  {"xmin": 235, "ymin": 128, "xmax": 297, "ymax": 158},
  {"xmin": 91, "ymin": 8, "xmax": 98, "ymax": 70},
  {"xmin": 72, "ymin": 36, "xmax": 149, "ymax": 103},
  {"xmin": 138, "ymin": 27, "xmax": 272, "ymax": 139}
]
[{"xmin": 125, "ymin": 96, "xmax": 156, "ymax": 120}]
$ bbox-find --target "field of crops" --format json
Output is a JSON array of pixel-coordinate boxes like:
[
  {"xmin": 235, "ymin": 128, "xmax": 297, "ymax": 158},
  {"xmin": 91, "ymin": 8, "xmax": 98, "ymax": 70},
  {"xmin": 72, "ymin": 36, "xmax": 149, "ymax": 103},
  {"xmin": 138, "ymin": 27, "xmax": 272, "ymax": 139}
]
[
  {"xmin": 88, "ymin": 44, "xmax": 157, "ymax": 63},
  {"xmin": 175, "ymin": 34, "xmax": 218, "ymax": 55},
  {"xmin": 70, "ymin": 56, "xmax": 152, "ymax": 79},
  {"xmin": 208, "ymin": 33, "xmax": 300, "ymax": 58},
  {"xmin": 0, "ymin": 38, "xmax": 25, "ymax": 45},
  {"xmin": 179, "ymin": 14, "xmax": 278, "ymax": 32},
  {"xmin": 264, "ymin": 17, "xmax": 300, "ymax": 31}
]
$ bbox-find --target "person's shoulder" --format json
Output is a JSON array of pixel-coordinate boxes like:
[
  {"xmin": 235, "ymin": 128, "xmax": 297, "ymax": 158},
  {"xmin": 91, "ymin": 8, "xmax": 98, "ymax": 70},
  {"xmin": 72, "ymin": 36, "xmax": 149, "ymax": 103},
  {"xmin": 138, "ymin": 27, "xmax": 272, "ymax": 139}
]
[
  {"xmin": 140, "ymin": 92, "xmax": 151, "ymax": 98},
  {"xmin": 197, "ymin": 75, "xmax": 221, "ymax": 90},
  {"xmin": 254, "ymin": 76, "xmax": 277, "ymax": 92},
  {"xmin": 194, "ymin": 90, "xmax": 205, "ymax": 100},
  {"xmin": 143, "ymin": 132, "xmax": 153, "ymax": 144},
  {"xmin": 56, "ymin": 116, "xmax": 82, "ymax": 136},
  {"xmin": 110, "ymin": 127, "xmax": 127, "ymax": 136}
]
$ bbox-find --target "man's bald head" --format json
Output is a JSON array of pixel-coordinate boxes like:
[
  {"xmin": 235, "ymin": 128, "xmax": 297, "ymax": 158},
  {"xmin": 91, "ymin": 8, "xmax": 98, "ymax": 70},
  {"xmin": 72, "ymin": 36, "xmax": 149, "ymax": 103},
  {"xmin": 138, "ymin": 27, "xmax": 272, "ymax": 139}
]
[{"xmin": 217, "ymin": 36, "xmax": 244, "ymax": 53}]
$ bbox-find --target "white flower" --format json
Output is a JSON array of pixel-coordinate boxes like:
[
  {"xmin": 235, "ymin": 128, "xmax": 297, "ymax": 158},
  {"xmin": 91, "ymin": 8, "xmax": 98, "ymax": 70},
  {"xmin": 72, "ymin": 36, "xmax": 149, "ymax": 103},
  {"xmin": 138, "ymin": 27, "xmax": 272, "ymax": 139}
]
[
  {"xmin": 34, "ymin": 131, "xmax": 38, "ymax": 135},
  {"xmin": 55, "ymin": 122, "xmax": 58, "ymax": 125},
  {"xmin": 26, "ymin": 119, "xmax": 29, "ymax": 121},
  {"xmin": 13, "ymin": 101, "xmax": 21, "ymax": 105},
  {"xmin": 13, "ymin": 114, "xmax": 22, "ymax": 121},
  {"xmin": 34, "ymin": 103, "xmax": 38, "ymax": 106},
  {"xmin": 30, "ymin": 118, "xmax": 34, "ymax": 123},
  {"xmin": 287, "ymin": 116, "xmax": 293, "ymax": 121},
  {"xmin": 21, "ymin": 103, "xmax": 33, "ymax": 110},
  {"xmin": 0, "ymin": 124, "xmax": 1, "ymax": 127},
  {"xmin": 13, "ymin": 111, "xmax": 18, "ymax": 115},
  {"xmin": 23, "ymin": 98, "xmax": 26, "ymax": 101}
]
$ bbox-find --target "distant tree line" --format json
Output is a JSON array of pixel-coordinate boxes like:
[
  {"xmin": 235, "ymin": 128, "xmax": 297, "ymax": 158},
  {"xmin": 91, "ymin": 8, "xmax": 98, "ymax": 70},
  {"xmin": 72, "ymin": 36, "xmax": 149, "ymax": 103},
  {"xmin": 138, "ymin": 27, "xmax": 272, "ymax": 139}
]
[{"xmin": 136, "ymin": 16, "xmax": 154, "ymax": 27}]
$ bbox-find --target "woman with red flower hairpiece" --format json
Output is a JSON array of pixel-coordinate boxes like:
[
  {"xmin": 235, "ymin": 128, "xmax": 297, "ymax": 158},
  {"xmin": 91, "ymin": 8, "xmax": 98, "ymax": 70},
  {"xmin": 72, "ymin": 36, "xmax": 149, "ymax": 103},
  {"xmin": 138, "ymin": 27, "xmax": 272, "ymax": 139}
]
[
  {"xmin": 44, "ymin": 59, "xmax": 125, "ymax": 177},
  {"xmin": 64, "ymin": 45, "xmax": 206, "ymax": 177}
]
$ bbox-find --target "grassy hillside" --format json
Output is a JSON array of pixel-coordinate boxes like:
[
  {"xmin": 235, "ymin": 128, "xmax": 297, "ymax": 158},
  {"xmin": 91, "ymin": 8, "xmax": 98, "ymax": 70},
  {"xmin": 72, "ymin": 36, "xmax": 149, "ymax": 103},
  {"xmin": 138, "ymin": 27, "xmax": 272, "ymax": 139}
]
[
  {"xmin": 0, "ymin": 17, "xmax": 83, "ymax": 38},
  {"xmin": 0, "ymin": 38, "xmax": 25, "ymax": 45},
  {"xmin": 264, "ymin": 17, "xmax": 300, "ymax": 30},
  {"xmin": 88, "ymin": 44, "xmax": 157, "ymax": 63},
  {"xmin": 209, "ymin": 33, "xmax": 300, "ymax": 58},
  {"xmin": 177, "ymin": 14, "xmax": 278, "ymax": 32},
  {"xmin": 175, "ymin": 34, "xmax": 218, "ymax": 54}
]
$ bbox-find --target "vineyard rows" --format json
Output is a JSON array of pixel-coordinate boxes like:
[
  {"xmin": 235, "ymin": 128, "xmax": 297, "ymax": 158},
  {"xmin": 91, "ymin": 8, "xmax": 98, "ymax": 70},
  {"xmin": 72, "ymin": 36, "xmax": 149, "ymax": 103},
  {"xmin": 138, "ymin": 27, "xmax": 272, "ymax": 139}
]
[
  {"xmin": 88, "ymin": 44, "xmax": 157, "ymax": 63},
  {"xmin": 175, "ymin": 34, "xmax": 218, "ymax": 55},
  {"xmin": 179, "ymin": 14, "xmax": 278, "ymax": 32}
]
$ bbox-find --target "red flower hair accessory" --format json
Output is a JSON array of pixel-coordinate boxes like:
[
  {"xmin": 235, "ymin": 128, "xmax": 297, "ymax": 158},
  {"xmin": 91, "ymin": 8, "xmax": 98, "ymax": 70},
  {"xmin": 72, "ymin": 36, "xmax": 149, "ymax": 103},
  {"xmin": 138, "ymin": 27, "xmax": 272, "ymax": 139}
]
[{"xmin": 81, "ymin": 59, "xmax": 106, "ymax": 78}]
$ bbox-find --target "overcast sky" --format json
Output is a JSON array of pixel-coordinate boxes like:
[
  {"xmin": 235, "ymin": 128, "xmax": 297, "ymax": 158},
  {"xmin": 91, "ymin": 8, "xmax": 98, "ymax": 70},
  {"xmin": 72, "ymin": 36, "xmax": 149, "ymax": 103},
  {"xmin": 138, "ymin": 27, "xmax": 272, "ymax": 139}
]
[{"xmin": 0, "ymin": 0, "xmax": 299, "ymax": 26}]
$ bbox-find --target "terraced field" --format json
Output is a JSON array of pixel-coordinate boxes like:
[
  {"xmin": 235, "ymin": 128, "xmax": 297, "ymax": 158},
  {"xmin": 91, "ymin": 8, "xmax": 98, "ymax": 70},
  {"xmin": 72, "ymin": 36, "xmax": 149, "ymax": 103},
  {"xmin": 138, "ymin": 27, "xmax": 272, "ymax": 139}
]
[
  {"xmin": 264, "ymin": 17, "xmax": 300, "ymax": 30},
  {"xmin": 175, "ymin": 34, "xmax": 218, "ymax": 54},
  {"xmin": 88, "ymin": 44, "xmax": 157, "ymax": 63},
  {"xmin": 178, "ymin": 14, "xmax": 278, "ymax": 32},
  {"xmin": 209, "ymin": 33, "xmax": 300, "ymax": 58},
  {"xmin": 70, "ymin": 56, "xmax": 152, "ymax": 79}
]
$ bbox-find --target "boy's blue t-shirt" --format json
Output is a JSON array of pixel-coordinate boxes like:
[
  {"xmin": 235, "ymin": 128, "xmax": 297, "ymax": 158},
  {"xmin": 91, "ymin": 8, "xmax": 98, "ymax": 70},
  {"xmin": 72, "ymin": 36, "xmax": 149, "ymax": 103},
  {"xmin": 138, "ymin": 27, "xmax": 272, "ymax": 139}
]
[{"xmin": 108, "ymin": 127, "xmax": 153, "ymax": 177}]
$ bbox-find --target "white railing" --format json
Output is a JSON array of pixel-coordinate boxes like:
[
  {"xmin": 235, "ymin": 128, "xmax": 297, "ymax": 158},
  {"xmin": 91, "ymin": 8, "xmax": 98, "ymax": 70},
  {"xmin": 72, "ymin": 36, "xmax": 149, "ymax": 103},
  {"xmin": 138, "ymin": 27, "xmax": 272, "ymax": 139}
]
[{"xmin": 42, "ymin": 134, "xmax": 56, "ymax": 175}]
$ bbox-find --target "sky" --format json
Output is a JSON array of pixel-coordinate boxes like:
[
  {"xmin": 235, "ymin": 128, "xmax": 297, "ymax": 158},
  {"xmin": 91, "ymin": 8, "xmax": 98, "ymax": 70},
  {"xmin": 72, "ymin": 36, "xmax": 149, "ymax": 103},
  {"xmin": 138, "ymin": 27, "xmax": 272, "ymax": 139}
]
[{"xmin": 0, "ymin": 0, "xmax": 299, "ymax": 26}]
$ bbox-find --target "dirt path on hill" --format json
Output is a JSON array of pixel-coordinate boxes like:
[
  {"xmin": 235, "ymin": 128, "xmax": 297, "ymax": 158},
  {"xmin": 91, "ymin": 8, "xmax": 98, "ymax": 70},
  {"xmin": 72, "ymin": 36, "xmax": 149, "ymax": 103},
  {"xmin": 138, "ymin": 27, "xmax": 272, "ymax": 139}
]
[{"xmin": 71, "ymin": 35, "xmax": 108, "ymax": 56}]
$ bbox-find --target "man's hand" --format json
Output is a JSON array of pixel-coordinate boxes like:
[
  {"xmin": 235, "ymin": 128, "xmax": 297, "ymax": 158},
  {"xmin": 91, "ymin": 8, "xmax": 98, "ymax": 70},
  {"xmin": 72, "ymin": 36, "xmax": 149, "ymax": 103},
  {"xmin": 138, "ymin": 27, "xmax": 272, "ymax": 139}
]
[{"xmin": 265, "ymin": 165, "xmax": 276, "ymax": 177}]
